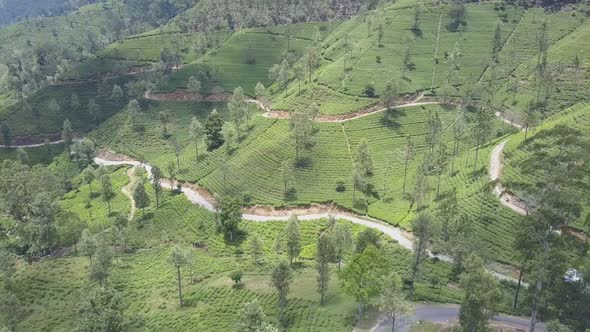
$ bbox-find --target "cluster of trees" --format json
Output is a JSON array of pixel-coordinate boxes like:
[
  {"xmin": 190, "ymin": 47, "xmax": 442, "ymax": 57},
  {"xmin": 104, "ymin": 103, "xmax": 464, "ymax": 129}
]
[
  {"xmin": 268, "ymin": 26, "xmax": 322, "ymax": 96},
  {"xmin": 0, "ymin": 0, "xmax": 190, "ymax": 100},
  {"xmin": 510, "ymin": 124, "xmax": 590, "ymax": 331},
  {"xmin": 0, "ymin": 0, "xmax": 95, "ymax": 27},
  {"xmin": 175, "ymin": 0, "xmax": 386, "ymax": 33}
]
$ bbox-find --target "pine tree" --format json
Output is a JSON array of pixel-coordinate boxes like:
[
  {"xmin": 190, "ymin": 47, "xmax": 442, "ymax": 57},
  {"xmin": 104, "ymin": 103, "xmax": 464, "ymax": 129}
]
[
  {"xmin": 285, "ymin": 215, "xmax": 301, "ymax": 265},
  {"xmin": 133, "ymin": 180, "xmax": 150, "ymax": 216}
]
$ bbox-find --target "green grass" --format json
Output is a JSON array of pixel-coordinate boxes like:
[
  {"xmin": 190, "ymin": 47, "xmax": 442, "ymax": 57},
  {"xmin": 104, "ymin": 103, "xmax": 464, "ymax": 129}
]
[
  {"xmin": 165, "ymin": 29, "xmax": 313, "ymax": 95},
  {"xmin": 62, "ymin": 30, "xmax": 232, "ymax": 80},
  {"xmin": 273, "ymin": 82, "xmax": 377, "ymax": 115},
  {"xmin": 0, "ymin": 143, "xmax": 64, "ymax": 165},
  {"xmin": 0, "ymin": 79, "xmax": 129, "ymax": 136},
  {"xmin": 59, "ymin": 166, "xmax": 131, "ymax": 233},
  {"xmin": 491, "ymin": 9, "xmax": 588, "ymax": 120},
  {"xmin": 10, "ymin": 177, "xmax": 465, "ymax": 331},
  {"xmin": 295, "ymin": 4, "xmax": 522, "ymax": 101},
  {"xmin": 0, "ymin": 3, "xmax": 117, "ymax": 61},
  {"xmin": 90, "ymin": 97, "xmax": 537, "ymax": 263},
  {"xmin": 503, "ymin": 102, "xmax": 590, "ymax": 231}
]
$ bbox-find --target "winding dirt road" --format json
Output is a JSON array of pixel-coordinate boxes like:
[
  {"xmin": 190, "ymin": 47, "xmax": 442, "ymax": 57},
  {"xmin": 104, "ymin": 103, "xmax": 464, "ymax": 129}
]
[
  {"xmin": 489, "ymin": 114, "xmax": 529, "ymax": 216},
  {"xmin": 94, "ymin": 152, "xmax": 522, "ymax": 284}
]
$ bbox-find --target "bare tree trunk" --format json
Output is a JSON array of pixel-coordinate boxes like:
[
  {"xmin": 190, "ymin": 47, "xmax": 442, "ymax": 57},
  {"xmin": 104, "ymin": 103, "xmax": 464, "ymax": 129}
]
[
  {"xmin": 177, "ymin": 266, "xmax": 183, "ymax": 307},
  {"xmin": 529, "ymin": 230, "xmax": 549, "ymax": 332},
  {"xmin": 402, "ymin": 158, "xmax": 409, "ymax": 197},
  {"xmin": 513, "ymin": 266, "xmax": 524, "ymax": 309}
]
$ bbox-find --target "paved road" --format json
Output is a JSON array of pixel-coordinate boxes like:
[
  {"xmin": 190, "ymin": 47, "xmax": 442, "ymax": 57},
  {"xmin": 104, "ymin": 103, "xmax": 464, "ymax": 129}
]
[{"xmin": 373, "ymin": 304, "xmax": 545, "ymax": 332}]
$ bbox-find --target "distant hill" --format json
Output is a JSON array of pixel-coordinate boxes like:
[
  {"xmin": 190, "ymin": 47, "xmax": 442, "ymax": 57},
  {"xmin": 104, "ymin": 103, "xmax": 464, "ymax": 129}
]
[{"xmin": 0, "ymin": 0, "xmax": 75, "ymax": 27}]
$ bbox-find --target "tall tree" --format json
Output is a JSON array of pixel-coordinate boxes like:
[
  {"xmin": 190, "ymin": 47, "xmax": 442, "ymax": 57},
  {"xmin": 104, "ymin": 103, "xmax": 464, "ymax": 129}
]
[
  {"xmin": 523, "ymin": 100, "xmax": 538, "ymax": 140},
  {"xmin": 76, "ymin": 286, "xmax": 136, "ymax": 332},
  {"xmin": 151, "ymin": 165, "xmax": 163, "ymax": 208},
  {"xmin": 402, "ymin": 41, "xmax": 414, "ymax": 78},
  {"xmin": 356, "ymin": 228, "xmax": 381, "ymax": 253},
  {"xmin": 492, "ymin": 24, "xmax": 502, "ymax": 61},
  {"xmin": 100, "ymin": 174, "xmax": 115, "ymax": 215},
  {"xmin": 228, "ymin": 86, "xmax": 247, "ymax": 137},
  {"xmin": 471, "ymin": 109, "xmax": 493, "ymax": 175},
  {"xmin": 356, "ymin": 138, "xmax": 374, "ymax": 176},
  {"xmin": 332, "ymin": 222, "xmax": 354, "ymax": 270},
  {"xmin": 381, "ymin": 80, "xmax": 398, "ymax": 111},
  {"xmin": 82, "ymin": 166, "xmax": 96, "ymax": 197},
  {"xmin": 280, "ymin": 160, "xmax": 295, "ymax": 199},
  {"xmin": 433, "ymin": 141, "xmax": 448, "ymax": 197},
  {"xmin": 89, "ymin": 239, "xmax": 113, "ymax": 285},
  {"xmin": 219, "ymin": 196, "xmax": 241, "ymax": 241},
  {"xmin": 285, "ymin": 215, "xmax": 301, "ymax": 265},
  {"xmin": 447, "ymin": 0, "xmax": 467, "ymax": 31},
  {"xmin": 412, "ymin": 5, "xmax": 422, "ymax": 31},
  {"xmin": 450, "ymin": 108, "xmax": 466, "ymax": 174},
  {"xmin": 111, "ymin": 84, "xmax": 124, "ymax": 101},
  {"xmin": 77, "ymin": 138, "xmax": 96, "ymax": 164},
  {"xmin": 62, "ymin": 119, "xmax": 74, "ymax": 155},
  {"xmin": 249, "ymin": 234, "xmax": 264, "ymax": 265},
  {"xmin": 87, "ymin": 99, "xmax": 101, "ymax": 125},
  {"xmin": 459, "ymin": 255, "xmax": 502, "ymax": 332},
  {"xmin": 235, "ymin": 300, "xmax": 278, "ymax": 332},
  {"xmin": 378, "ymin": 272, "xmax": 413, "ymax": 332},
  {"xmin": 376, "ymin": 23, "xmax": 385, "ymax": 47},
  {"xmin": 0, "ymin": 123, "xmax": 11, "ymax": 147},
  {"xmin": 512, "ymin": 216, "xmax": 539, "ymax": 310},
  {"xmin": 316, "ymin": 231, "xmax": 334, "ymax": 305},
  {"xmin": 425, "ymin": 109, "xmax": 442, "ymax": 153},
  {"xmin": 293, "ymin": 63, "xmax": 304, "ymax": 93},
  {"xmin": 270, "ymin": 260, "xmax": 293, "ymax": 324},
  {"xmin": 169, "ymin": 138, "xmax": 182, "ymax": 170},
  {"xmin": 401, "ymin": 136, "xmax": 416, "ymax": 197},
  {"xmin": 409, "ymin": 213, "xmax": 436, "ymax": 299},
  {"xmin": 289, "ymin": 109, "xmax": 315, "ymax": 160},
  {"xmin": 0, "ymin": 291, "xmax": 18, "ymax": 332},
  {"xmin": 352, "ymin": 161, "xmax": 368, "ymax": 207},
  {"xmin": 255, "ymin": 82, "xmax": 267, "ymax": 100},
  {"xmin": 189, "ymin": 116, "xmax": 204, "ymax": 161},
  {"xmin": 79, "ymin": 229, "xmax": 96, "ymax": 264},
  {"xmin": 71, "ymin": 93, "xmax": 81, "ymax": 110},
  {"xmin": 158, "ymin": 110, "xmax": 171, "ymax": 137},
  {"xmin": 133, "ymin": 180, "xmax": 150, "ymax": 216},
  {"xmin": 187, "ymin": 76, "xmax": 202, "ymax": 94},
  {"xmin": 304, "ymin": 47, "xmax": 320, "ymax": 83},
  {"xmin": 16, "ymin": 147, "xmax": 28, "ymax": 164},
  {"xmin": 126, "ymin": 99, "xmax": 141, "ymax": 130},
  {"xmin": 437, "ymin": 187, "xmax": 458, "ymax": 241},
  {"xmin": 222, "ymin": 123, "xmax": 237, "ymax": 155},
  {"xmin": 168, "ymin": 246, "xmax": 188, "ymax": 307},
  {"xmin": 205, "ymin": 109, "xmax": 225, "ymax": 151},
  {"xmin": 340, "ymin": 246, "xmax": 390, "ymax": 319}
]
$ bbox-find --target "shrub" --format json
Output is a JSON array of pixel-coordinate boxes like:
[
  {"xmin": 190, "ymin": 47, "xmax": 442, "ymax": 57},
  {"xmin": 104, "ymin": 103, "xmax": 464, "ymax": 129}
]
[
  {"xmin": 335, "ymin": 181, "xmax": 346, "ymax": 192},
  {"xmin": 364, "ymin": 82, "xmax": 376, "ymax": 97},
  {"xmin": 230, "ymin": 270, "xmax": 243, "ymax": 286}
]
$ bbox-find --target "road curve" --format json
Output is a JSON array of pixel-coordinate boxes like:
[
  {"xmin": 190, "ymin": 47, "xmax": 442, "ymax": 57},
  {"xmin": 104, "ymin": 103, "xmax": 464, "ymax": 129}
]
[
  {"xmin": 94, "ymin": 156, "xmax": 416, "ymax": 250},
  {"xmin": 373, "ymin": 304, "xmax": 545, "ymax": 332},
  {"xmin": 94, "ymin": 154, "xmax": 526, "ymax": 285}
]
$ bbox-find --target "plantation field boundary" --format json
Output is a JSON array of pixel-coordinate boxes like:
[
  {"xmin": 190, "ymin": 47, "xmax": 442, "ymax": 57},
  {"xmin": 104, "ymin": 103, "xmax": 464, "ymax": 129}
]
[
  {"xmin": 477, "ymin": 10, "xmax": 527, "ymax": 83},
  {"xmin": 54, "ymin": 64, "xmax": 184, "ymax": 86}
]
